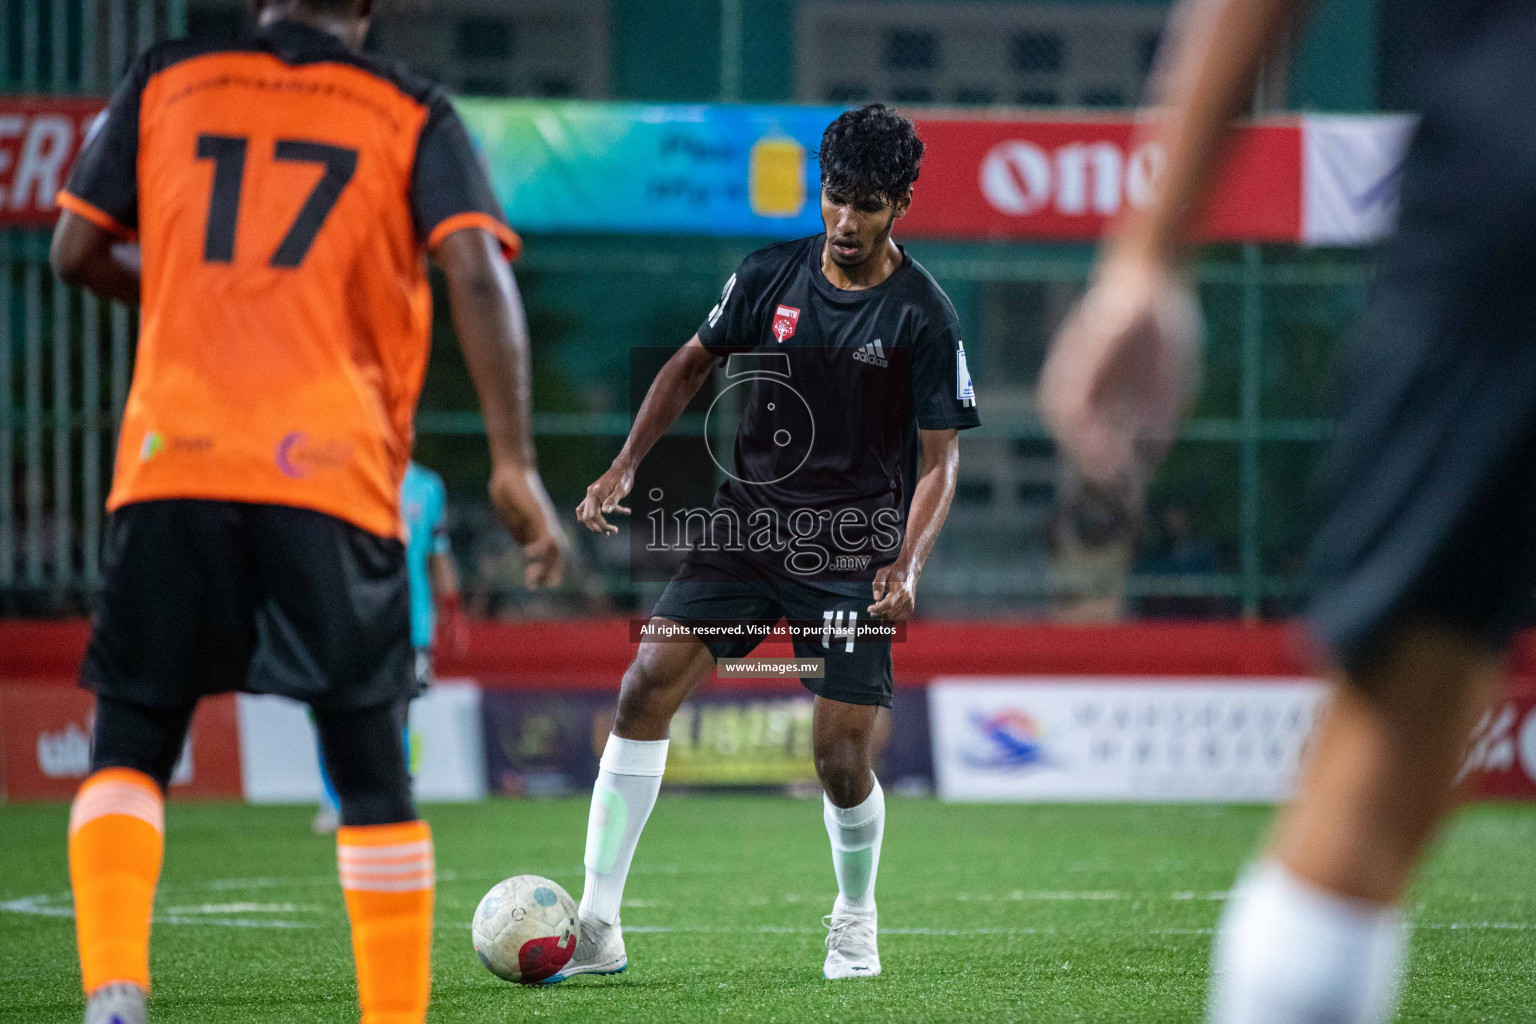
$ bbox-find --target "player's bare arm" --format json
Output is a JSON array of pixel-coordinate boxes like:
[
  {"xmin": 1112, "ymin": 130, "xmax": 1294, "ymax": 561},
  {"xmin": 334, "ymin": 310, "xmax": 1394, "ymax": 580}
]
[
  {"xmin": 868, "ymin": 427, "xmax": 958, "ymax": 621},
  {"xmin": 576, "ymin": 335, "xmax": 718, "ymax": 535},
  {"xmin": 49, "ymin": 210, "xmax": 141, "ymax": 306},
  {"xmin": 436, "ymin": 226, "xmax": 568, "ymax": 588},
  {"xmin": 1039, "ymin": 0, "xmax": 1307, "ymax": 490}
]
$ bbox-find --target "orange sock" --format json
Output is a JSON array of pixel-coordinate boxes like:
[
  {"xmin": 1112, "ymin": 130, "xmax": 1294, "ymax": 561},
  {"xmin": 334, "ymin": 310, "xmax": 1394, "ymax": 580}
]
[
  {"xmin": 68, "ymin": 768, "xmax": 165, "ymax": 995},
  {"xmin": 338, "ymin": 821, "xmax": 435, "ymax": 1024}
]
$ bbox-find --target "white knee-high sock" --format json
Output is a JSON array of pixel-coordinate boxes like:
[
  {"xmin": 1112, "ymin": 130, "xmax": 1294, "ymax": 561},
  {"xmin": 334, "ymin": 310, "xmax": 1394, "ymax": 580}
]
[
  {"xmin": 823, "ymin": 777, "xmax": 884, "ymax": 911},
  {"xmin": 1208, "ymin": 861, "xmax": 1406, "ymax": 1024},
  {"xmin": 578, "ymin": 734, "xmax": 668, "ymax": 925}
]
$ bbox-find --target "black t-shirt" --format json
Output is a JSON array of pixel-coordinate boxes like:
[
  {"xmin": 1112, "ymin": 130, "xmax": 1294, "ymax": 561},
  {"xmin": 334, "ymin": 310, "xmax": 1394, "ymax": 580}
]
[{"xmin": 691, "ymin": 234, "xmax": 979, "ymax": 580}]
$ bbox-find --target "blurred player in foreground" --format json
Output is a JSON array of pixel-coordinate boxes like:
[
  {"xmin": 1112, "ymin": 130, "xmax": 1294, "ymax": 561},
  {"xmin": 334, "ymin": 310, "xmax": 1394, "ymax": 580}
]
[
  {"xmin": 1040, "ymin": 0, "xmax": 1536, "ymax": 1020},
  {"xmin": 50, "ymin": 1, "xmax": 565, "ymax": 1021},
  {"xmin": 313, "ymin": 459, "xmax": 465, "ymax": 835},
  {"xmin": 567, "ymin": 104, "xmax": 977, "ymax": 982}
]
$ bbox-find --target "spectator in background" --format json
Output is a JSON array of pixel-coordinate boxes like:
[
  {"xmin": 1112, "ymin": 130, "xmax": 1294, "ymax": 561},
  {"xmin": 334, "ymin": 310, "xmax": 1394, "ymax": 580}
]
[
  {"xmin": 1047, "ymin": 471, "xmax": 1138, "ymax": 622},
  {"xmin": 466, "ymin": 525, "xmax": 526, "ymax": 619},
  {"xmin": 1134, "ymin": 504, "xmax": 1224, "ymax": 619}
]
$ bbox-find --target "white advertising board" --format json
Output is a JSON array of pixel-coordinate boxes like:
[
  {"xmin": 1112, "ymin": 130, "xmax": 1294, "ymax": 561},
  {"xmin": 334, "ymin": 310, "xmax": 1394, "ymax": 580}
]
[
  {"xmin": 238, "ymin": 681, "xmax": 485, "ymax": 804},
  {"xmin": 929, "ymin": 677, "xmax": 1325, "ymax": 803}
]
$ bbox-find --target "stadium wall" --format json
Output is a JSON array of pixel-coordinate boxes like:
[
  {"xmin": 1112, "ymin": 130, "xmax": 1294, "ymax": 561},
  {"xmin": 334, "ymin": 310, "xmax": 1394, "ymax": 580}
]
[{"xmin": 4, "ymin": 621, "xmax": 1535, "ymax": 804}]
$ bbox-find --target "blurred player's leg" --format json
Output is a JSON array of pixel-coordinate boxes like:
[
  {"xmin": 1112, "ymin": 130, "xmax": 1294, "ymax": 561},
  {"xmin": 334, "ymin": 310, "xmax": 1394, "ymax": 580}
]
[
  {"xmin": 71, "ymin": 697, "xmax": 196, "ymax": 1024},
  {"xmin": 1209, "ymin": 621, "xmax": 1500, "ymax": 1024},
  {"xmin": 549, "ymin": 628, "xmax": 716, "ymax": 983},
  {"xmin": 315, "ymin": 703, "xmax": 418, "ymax": 835},
  {"xmin": 316, "ymin": 700, "xmax": 434, "ymax": 1024},
  {"xmin": 312, "ymin": 713, "xmax": 343, "ymax": 835},
  {"xmin": 813, "ymin": 697, "xmax": 884, "ymax": 979}
]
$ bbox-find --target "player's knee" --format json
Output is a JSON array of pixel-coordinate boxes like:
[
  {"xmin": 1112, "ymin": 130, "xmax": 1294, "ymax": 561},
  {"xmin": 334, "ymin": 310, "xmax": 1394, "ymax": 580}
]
[
  {"xmin": 327, "ymin": 748, "xmax": 415, "ymax": 826},
  {"xmin": 314, "ymin": 702, "xmax": 417, "ymax": 826},
  {"xmin": 616, "ymin": 653, "xmax": 687, "ymax": 725},
  {"xmin": 89, "ymin": 697, "xmax": 195, "ymax": 791},
  {"xmin": 813, "ymin": 737, "xmax": 871, "ymax": 806}
]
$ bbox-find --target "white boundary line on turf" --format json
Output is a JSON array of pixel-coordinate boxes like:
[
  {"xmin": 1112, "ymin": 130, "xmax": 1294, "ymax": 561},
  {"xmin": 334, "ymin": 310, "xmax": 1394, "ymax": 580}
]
[
  {"xmin": 9, "ymin": 888, "xmax": 1532, "ymax": 938},
  {"xmin": 0, "ymin": 893, "xmax": 317, "ymax": 930}
]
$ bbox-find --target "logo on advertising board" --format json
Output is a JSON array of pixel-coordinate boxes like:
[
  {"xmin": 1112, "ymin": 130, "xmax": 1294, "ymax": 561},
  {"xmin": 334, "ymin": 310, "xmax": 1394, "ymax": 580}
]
[
  {"xmin": 1, "ymin": 687, "xmax": 242, "ymax": 800},
  {"xmin": 1522, "ymin": 709, "xmax": 1536, "ymax": 785},
  {"xmin": 961, "ymin": 709, "xmax": 1049, "ymax": 771},
  {"xmin": 771, "ymin": 305, "xmax": 800, "ymax": 342},
  {"xmin": 1457, "ymin": 697, "xmax": 1536, "ymax": 799},
  {"xmin": 929, "ymin": 678, "xmax": 1326, "ymax": 803},
  {"xmin": 0, "ymin": 98, "xmax": 105, "ymax": 227},
  {"xmin": 979, "ymin": 139, "xmax": 1165, "ymax": 219},
  {"xmin": 37, "ymin": 720, "xmax": 91, "ymax": 778},
  {"xmin": 665, "ymin": 695, "xmax": 817, "ymax": 785},
  {"xmin": 1457, "ymin": 704, "xmax": 1517, "ymax": 786}
]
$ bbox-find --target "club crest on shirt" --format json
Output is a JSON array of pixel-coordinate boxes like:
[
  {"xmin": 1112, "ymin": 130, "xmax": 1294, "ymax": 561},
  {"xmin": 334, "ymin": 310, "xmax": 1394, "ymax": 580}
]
[{"xmin": 771, "ymin": 305, "xmax": 800, "ymax": 342}]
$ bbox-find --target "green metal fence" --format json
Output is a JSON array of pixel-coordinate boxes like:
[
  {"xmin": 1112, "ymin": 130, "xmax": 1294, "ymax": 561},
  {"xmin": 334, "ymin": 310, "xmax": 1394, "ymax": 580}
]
[
  {"xmin": 1, "ymin": 2, "xmax": 185, "ymax": 610},
  {"xmin": 417, "ymin": 236, "xmax": 1372, "ymax": 619}
]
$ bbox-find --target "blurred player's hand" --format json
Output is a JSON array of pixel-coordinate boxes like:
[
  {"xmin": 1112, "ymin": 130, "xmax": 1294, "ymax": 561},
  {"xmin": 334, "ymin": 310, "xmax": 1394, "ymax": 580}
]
[
  {"xmin": 869, "ymin": 559, "xmax": 918, "ymax": 621},
  {"xmin": 1039, "ymin": 256, "xmax": 1203, "ymax": 496},
  {"xmin": 489, "ymin": 463, "xmax": 568, "ymax": 589},
  {"xmin": 576, "ymin": 461, "xmax": 636, "ymax": 536}
]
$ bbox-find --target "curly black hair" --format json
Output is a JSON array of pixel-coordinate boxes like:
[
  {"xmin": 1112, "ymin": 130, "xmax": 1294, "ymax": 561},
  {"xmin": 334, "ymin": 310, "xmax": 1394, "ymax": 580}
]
[{"xmin": 818, "ymin": 104, "xmax": 925, "ymax": 207}]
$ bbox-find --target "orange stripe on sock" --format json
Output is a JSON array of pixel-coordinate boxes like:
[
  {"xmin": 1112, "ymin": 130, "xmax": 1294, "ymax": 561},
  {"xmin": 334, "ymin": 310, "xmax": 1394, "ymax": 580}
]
[
  {"xmin": 338, "ymin": 822, "xmax": 434, "ymax": 1024},
  {"xmin": 68, "ymin": 769, "xmax": 164, "ymax": 994}
]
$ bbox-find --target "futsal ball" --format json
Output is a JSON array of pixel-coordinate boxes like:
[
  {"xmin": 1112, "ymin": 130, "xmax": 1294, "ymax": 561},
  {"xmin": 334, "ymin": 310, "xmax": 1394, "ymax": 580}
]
[{"xmin": 471, "ymin": 875, "xmax": 579, "ymax": 984}]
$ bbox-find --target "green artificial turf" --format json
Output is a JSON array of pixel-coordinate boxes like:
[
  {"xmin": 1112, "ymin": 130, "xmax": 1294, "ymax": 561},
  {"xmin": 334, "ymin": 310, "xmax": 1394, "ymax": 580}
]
[{"xmin": 1, "ymin": 798, "xmax": 1532, "ymax": 1022}]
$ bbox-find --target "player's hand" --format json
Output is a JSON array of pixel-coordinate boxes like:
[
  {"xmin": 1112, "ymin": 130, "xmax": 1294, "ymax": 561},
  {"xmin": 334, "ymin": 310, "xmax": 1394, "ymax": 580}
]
[
  {"xmin": 576, "ymin": 461, "xmax": 636, "ymax": 536},
  {"xmin": 869, "ymin": 559, "xmax": 918, "ymax": 621},
  {"xmin": 1038, "ymin": 256, "xmax": 1202, "ymax": 494},
  {"xmin": 488, "ymin": 463, "xmax": 568, "ymax": 589}
]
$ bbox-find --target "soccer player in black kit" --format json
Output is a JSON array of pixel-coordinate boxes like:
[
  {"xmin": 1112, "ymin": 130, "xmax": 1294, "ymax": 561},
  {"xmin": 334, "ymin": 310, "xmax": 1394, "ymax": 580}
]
[
  {"xmin": 1041, "ymin": 0, "xmax": 1536, "ymax": 1021},
  {"xmin": 559, "ymin": 105, "xmax": 978, "ymax": 982}
]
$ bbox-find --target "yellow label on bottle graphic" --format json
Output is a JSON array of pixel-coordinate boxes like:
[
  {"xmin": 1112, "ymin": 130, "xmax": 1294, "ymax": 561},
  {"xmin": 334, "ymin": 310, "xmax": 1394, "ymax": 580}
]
[{"xmin": 749, "ymin": 133, "xmax": 806, "ymax": 218}]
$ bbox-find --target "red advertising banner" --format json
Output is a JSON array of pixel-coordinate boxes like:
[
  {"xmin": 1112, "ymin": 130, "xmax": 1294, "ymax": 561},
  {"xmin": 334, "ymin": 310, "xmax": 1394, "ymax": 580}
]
[
  {"xmin": 1461, "ymin": 679, "xmax": 1536, "ymax": 801},
  {"xmin": 903, "ymin": 116, "xmax": 1303, "ymax": 243},
  {"xmin": 0, "ymin": 688, "xmax": 243, "ymax": 800},
  {"xmin": 0, "ymin": 97, "xmax": 106, "ymax": 228}
]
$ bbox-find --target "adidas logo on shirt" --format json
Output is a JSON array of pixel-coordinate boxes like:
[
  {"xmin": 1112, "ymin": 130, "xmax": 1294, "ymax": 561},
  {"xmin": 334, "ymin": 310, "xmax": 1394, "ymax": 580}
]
[{"xmin": 851, "ymin": 339, "xmax": 889, "ymax": 368}]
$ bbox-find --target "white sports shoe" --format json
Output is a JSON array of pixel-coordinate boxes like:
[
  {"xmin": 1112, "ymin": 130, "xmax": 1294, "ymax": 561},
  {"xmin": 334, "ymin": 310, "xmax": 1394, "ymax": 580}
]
[
  {"xmin": 539, "ymin": 913, "xmax": 627, "ymax": 984},
  {"xmin": 84, "ymin": 982, "xmax": 147, "ymax": 1024},
  {"xmin": 823, "ymin": 897, "xmax": 881, "ymax": 979},
  {"xmin": 311, "ymin": 805, "xmax": 339, "ymax": 835}
]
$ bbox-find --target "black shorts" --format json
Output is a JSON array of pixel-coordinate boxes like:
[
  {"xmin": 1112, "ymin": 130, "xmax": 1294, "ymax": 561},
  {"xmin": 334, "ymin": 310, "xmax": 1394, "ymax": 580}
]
[
  {"xmin": 83, "ymin": 499, "xmax": 413, "ymax": 712},
  {"xmin": 1304, "ymin": 53, "xmax": 1536, "ymax": 666},
  {"xmin": 650, "ymin": 549, "xmax": 893, "ymax": 707}
]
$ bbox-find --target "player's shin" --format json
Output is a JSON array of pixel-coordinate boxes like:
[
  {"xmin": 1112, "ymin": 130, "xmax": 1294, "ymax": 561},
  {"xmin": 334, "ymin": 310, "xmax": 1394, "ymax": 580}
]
[
  {"xmin": 579, "ymin": 735, "xmax": 669, "ymax": 924},
  {"xmin": 337, "ymin": 821, "xmax": 435, "ymax": 1024},
  {"xmin": 823, "ymin": 776, "xmax": 884, "ymax": 910},
  {"xmin": 1208, "ymin": 861, "xmax": 1404, "ymax": 1024},
  {"xmin": 69, "ymin": 769, "xmax": 165, "ymax": 996}
]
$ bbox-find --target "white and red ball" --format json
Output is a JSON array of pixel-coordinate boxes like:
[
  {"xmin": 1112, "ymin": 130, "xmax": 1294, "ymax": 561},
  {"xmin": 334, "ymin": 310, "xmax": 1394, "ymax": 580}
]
[{"xmin": 471, "ymin": 875, "xmax": 578, "ymax": 984}]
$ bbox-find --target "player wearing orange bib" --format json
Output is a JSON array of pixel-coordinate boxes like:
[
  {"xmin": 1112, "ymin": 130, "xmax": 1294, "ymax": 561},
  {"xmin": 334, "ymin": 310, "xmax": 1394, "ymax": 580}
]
[{"xmin": 50, "ymin": 2, "xmax": 567, "ymax": 1022}]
